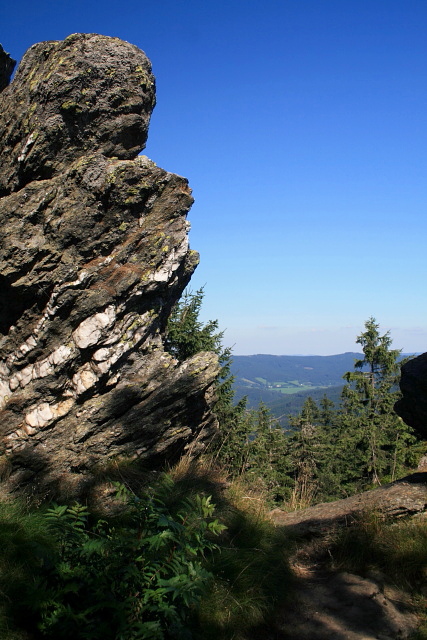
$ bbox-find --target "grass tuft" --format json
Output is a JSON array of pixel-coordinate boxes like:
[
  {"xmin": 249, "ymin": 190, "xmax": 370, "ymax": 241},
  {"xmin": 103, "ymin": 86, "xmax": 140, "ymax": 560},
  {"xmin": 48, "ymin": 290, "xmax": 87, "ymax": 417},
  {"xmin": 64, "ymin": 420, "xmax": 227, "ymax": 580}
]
[
  {"xmin": 329, "ymin": 511, "xmax": 427, "ymax": 590},
  {"xmin": 328, "ymin": 510, "xmax": 427, "ymax": 639},
  {"xmin": 165, "ymin": 458, "xmax": 294, "ymax": 639},
  {"xmin": 0, "ymin": 500, "xmax": 55, "ymax": 639}
]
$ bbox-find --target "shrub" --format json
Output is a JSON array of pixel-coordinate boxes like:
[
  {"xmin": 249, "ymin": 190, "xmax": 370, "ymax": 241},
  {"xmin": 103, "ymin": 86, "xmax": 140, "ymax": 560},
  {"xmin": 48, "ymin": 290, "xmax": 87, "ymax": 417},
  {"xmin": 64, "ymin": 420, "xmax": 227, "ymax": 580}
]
[
  {"xmin": 0, "ymin": 477, "xmax": 225, "ymax": 640},
  {"xmin": 0, "ymin": 500, "xmax": 54, "ymax": 639},
  {"xmin": 37, "ymin": 477, "xmax": 225, "ymax": 639}
]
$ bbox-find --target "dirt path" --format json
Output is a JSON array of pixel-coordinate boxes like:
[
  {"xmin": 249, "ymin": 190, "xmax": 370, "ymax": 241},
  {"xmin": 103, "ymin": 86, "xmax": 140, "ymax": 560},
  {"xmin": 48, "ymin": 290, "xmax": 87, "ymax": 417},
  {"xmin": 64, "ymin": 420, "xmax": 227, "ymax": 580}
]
[
  {"xmin": 265, "ymin": 473, "xmax": 427, "ymax": 639},
  {"xmin": 274, "ymin": 551, "xmax": 419, "ymax": 639}
]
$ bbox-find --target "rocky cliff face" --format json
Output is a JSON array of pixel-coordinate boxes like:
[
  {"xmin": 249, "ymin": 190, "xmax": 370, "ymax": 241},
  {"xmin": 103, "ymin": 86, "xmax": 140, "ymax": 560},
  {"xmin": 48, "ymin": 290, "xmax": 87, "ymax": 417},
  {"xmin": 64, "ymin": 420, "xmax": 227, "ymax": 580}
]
[
  {"xmin": 395, "ymin": 352, "xmax": 427, "ymax": 440},
  {"xmin": 0, "ymin": 34, "xmax": 219, "ymax": 494}
]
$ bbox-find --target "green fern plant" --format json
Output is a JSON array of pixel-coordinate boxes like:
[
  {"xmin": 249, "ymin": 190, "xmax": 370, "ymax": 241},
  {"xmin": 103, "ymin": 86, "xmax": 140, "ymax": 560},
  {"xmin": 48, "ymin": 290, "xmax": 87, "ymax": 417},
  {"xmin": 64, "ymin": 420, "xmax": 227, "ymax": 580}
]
[{"xmin": 33, "ymin": 477, "xmax": 225, "ymax": 639}]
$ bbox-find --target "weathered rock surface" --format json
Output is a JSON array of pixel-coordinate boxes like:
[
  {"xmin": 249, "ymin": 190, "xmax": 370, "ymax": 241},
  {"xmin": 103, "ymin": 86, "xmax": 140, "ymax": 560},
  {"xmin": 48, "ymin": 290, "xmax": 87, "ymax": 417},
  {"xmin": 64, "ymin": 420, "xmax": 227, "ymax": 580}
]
[
  {"xmin": 270, "ymin": 472, "xmax": 427, "ymax": 534},
  {"xmin": 0, "ymin": 34, "xmax": 219, "ymax": 494},
  {"xmin": 395, "ymin": 352, "xmax": 427, "ymax": 439},
  {"xmin": 0, "ymin": 34, "xmax": 155, "ymax": 195}
]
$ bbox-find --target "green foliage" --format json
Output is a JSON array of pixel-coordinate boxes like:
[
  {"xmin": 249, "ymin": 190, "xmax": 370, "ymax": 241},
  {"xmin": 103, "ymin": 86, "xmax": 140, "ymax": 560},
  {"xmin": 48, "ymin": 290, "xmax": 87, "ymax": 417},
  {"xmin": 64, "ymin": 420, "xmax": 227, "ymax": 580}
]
[
  {"xmin": 0, "ymin": 501, "xmax": 55, "ymax": 640},
  {"xmin": 340, "ymin": 317, "xmax": 417, "ymax": 487},
  {"xmin": 198, "ymin": 508, "xmax": 292, "ymax": 640},
  {"xmin": 281, "ymin": 319, "xmax": 423, "ymax": 504},
  {"xmin": 165, "ymin": 288, "xmax": 223, "ymax": 363},
  {"xmin": 287, "ymin": 398, "xmax": 323, "ymax": 507},
  {"xmin": 209, "ymin": 397, "xmax": 252, "ymax": 477},
  {"xmin": 0, "ymin": 478, "xmax": 226, "ymax": 640},
  {"xmin": 203, "ymin": 310, "xmax": 423, "ymax": 508},
  {"xmin": 166, "ymin": 462, "xmax": 293, "ymax": 640},
  {"xmin": 0, "ymin": 462, "xmax": 295, "ymax": 640},
  {"xmin": 210, "ymin": 402, "xmax": 292, "ymax": 506},
  {"xmin": 39, "ymin": 478, "xmax": 225, "ymax": 640},
  {"xmin": 165, "ymin": 287, "xmax": 235, "ymax": 420},
  {"xmin": 243, "ymin": 403, "xmax": 293, "ymax": 504},
  {"xmin": 165, "ymin": 288, "xmax": 292, "ymax": 505}
]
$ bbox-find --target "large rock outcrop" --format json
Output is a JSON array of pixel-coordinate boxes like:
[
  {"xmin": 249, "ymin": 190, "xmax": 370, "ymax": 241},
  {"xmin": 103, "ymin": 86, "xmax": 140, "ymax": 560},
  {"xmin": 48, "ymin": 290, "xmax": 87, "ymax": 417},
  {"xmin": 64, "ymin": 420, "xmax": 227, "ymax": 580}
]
[
  {"xmin": 395, "ymin": 352, "xmax": 427, "ymax": 439},
  {"xmin": 0, "ymin": 34, "xmax": 219, "ymax": 494}
]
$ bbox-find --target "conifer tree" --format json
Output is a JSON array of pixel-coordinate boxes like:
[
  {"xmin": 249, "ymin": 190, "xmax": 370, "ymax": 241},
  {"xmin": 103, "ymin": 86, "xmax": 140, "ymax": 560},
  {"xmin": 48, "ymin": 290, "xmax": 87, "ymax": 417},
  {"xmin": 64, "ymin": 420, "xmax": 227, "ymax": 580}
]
[
  {"xmin": 244, "ymin": 403, "xmax": 292, "ymax": 503},
  {"xmin": 165, "ymin": 288, "xmax": 256, "ymax": 480},
  {"xmin": 287, "ymin": 319, "xmax": 420, "ymax": 501},
  {"xmin": 342, "ymin": 317, "xmax": 415, "ymax": 485},
  {"xmin": 318, "ymin": 394, "xmax": 335, "ymax": 427},
  {"xmin": 165, "ymin": 287, "xmax": 235, "ymax": 420},
  {"xmin": 287, "ymin": 397, "xmax": 322, "ymax": 507}
]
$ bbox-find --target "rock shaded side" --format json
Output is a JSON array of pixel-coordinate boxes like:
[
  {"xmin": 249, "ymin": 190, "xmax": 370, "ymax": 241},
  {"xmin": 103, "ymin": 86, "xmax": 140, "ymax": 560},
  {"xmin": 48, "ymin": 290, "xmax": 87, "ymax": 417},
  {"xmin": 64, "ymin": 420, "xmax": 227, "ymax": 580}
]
[
  {"xmin": 0, "ymin": 44, "xmax": 16, "ymax": 92},
  {"xmin": 270, "ymin": 472, "xmax": 427, "ymax": 534},
  {"xmin": 395, "ymin": 352, "xmax": 427, "ymax": 439},
  {"xmin": 0, "ymin": 35, "xmax": 219, "ymax": 494}
]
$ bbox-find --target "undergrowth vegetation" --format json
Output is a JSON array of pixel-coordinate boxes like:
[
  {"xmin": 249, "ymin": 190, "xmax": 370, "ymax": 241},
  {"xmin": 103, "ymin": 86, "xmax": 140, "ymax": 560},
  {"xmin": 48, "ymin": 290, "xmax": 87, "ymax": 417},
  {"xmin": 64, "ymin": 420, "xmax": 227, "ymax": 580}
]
[
  {"xmin": 0, "ymin": 291, "xmax": 426, "ymax": 638},
  {"xmin": 329, "ymin": 511, "xmax": 427, "ymax": 589},
  {"xmin": 169, "ymin": 459, "xmax": 293, "ymax": 639},
  {"xmin": 0, "ymin": 460, "xmax": 293, "ymax": 640}
]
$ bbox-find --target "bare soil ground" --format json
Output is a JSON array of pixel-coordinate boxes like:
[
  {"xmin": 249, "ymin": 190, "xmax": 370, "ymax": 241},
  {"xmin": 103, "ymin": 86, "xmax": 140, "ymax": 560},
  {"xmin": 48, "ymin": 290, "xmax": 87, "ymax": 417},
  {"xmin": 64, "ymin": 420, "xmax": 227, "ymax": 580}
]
[
  {"xmin": 273, "ymin": 542, "xmax": 420, "ymax": 640},
  {"xmin": 264, "ymin": 473, "xmax": 427, "ymax": 640}
]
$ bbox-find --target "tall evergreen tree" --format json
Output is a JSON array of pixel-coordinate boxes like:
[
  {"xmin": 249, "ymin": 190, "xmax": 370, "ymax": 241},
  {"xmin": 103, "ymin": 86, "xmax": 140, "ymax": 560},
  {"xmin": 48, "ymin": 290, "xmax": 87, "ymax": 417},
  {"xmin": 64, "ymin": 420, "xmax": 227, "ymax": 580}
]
[
  {"xmin": 287, "ymin": 397, "xmax": 322, "ymax": 507},
  {"xmin": 245, "ymin": 403, "xmax": 292, "ymax": 504},
  {"xmin": 165, "ymin": 287, "xmax": 235, "ymax": 419},
  {"xmin": 287, "ymin": 319, "xmax": 420, "ymax": 503},
  {"xmin": 342, "ymin": 317, "xmax": 415, "ymax": 485}
]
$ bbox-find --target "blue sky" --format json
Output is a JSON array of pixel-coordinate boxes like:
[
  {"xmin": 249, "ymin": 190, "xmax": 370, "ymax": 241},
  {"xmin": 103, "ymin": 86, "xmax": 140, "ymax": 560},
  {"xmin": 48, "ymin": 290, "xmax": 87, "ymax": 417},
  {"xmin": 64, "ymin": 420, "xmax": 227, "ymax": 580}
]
[{"xmin": 2, "ymin": 0, "xmax": 426, "ymax": 355}]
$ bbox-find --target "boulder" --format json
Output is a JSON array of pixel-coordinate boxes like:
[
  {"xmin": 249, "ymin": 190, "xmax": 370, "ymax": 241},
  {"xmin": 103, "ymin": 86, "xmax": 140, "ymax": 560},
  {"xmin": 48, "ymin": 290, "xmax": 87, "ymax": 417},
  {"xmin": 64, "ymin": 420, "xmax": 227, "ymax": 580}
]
[
  {"xmin": 270, "ymin": 471, "xmax": 427, "ymax": 535},
  {"xmin": 0, "ymin": 34, "xmax": 219, "ymax": 495},
  {"xmin": 395, "ymin": 352, "xmax": 427, "ymax": 439},
  {"xmin": 0, "ymin": 33, "xmax": 156, "ymax": 195}
]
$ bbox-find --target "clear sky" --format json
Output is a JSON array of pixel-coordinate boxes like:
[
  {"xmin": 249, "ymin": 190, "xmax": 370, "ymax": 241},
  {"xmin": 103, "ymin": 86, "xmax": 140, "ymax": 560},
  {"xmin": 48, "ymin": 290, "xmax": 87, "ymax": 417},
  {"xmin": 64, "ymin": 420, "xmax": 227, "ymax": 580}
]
[{"xmin": 2, "ymin": 0, "xmax": 426, "ymax": 355}]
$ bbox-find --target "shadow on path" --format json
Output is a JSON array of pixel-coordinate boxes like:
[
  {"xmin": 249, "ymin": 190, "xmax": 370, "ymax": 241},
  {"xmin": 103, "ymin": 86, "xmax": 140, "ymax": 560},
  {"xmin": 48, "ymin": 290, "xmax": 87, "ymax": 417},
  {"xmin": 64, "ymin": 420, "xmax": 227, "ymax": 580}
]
[{"xmin": 271, "ymin": 563, "xmax": 419, "ymax": 640}]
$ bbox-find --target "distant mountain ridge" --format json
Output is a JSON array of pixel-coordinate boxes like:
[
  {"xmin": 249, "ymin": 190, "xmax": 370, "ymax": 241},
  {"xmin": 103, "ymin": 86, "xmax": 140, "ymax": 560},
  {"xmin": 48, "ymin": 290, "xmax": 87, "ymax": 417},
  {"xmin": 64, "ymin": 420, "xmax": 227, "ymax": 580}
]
[
  {"xmin": 230, "ymin": 352, "xmax": 414, "ymax": 427},
  {"xmin": 231, "ymin": 352, "xmax": 363, "ymax": 387},
  {"xmin": 230, "ymin": 352, "xmax": 363, "ymax": 427}
]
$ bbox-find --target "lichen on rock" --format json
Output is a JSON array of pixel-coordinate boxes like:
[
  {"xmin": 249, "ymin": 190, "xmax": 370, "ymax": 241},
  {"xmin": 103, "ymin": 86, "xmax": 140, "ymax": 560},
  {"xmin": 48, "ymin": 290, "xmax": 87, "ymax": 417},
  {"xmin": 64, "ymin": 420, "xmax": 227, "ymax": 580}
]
[{"xmin": 0, "ymin": 34, "xmax": 219, "ymax": 494}]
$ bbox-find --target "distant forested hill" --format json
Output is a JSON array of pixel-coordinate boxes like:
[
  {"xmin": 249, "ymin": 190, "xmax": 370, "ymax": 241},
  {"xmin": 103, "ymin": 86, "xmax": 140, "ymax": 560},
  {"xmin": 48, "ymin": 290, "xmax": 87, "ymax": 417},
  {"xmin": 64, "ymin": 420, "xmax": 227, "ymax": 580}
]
[
  {"xmin": 230, "ymin": 353, "xmax": 362, "ymax": 427},
  {"xmin": 250, "ymin": 384, "xmax": 345, "ymax": 428},
  {"xmin": 231, "ymin": 353, "xmax": 362, "ymax": 387},
  {"xmin": 230, "ymin": 352, "xmax": 417, "ymax": 428}
]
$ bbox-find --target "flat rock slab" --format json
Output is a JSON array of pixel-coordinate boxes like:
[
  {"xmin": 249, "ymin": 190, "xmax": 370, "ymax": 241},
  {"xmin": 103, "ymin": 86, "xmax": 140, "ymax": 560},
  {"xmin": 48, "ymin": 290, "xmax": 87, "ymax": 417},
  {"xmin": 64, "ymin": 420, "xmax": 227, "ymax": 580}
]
[{"xmin": 270, "ymin": 472, "xmax": 427, "ymax": 535}]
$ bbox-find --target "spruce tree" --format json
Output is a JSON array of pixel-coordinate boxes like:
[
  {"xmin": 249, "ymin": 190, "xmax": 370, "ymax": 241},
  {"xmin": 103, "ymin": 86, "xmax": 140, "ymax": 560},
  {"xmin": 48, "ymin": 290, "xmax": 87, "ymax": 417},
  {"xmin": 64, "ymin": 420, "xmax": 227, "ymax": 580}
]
[
  {"xmin": 287, "ymin": 319, "xmax": 420, "ymax": 502},
  {"xmin": 342, "ymin": 317, "xmax": 416, "ymax": 485},
  {"xmin": 287, "ymin": 397, "xmax": 322, "ymax": 507},
  {"xmin": 165, "ymin": 287, "xmax": 235, "ymax": 420}
]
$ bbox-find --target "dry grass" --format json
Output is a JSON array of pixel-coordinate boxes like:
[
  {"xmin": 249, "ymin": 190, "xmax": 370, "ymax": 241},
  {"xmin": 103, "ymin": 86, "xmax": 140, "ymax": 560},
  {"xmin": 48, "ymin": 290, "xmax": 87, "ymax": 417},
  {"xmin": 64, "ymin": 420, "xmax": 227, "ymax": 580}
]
[
  {"xmin": 165, "ymin": 456, "xmax": 294, "ymax": 639},
  {"xmin": 327, "ymin": 510, "xmax": 427, "ymax": 639}
]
